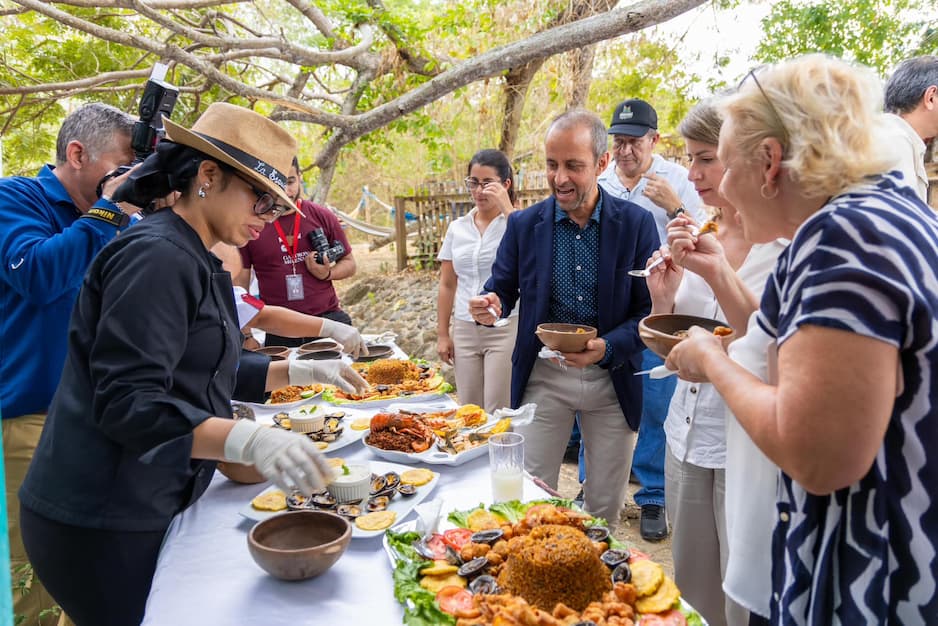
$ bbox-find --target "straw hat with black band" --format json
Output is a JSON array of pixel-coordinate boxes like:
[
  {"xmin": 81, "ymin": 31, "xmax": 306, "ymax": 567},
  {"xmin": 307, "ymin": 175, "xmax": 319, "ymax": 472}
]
[
  {"xmin": 162, "ymin": 103, "xmax": 298, "ymax": 210},
  {"xmin": 112, "ymin": 102, "xmax": 302, "ymax": 217}
]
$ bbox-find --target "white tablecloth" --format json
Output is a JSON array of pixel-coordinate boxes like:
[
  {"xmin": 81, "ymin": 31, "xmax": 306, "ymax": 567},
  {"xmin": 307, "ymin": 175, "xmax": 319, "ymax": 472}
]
[{"xmin": 142, "ymin": 411, "xmax": 548, "ymax": 625}]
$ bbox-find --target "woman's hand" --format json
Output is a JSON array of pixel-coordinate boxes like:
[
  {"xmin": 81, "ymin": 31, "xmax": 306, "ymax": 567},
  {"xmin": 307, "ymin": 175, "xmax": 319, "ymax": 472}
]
[
  {"xmin": 437, "ymin": 335, "xmax": 455, "ymax": 365},
  {"xmin": 667, "ymin": 215, "xmax": 726, "ymax": 281},
  {"xmin": 665, "ymin": 326, "xmax": 726, "ymax": 382},
  {"xmin": 646, "ymin": 245, "xmax": 683, "ymax": 313},
  {"xmin": 480, "ymin": 182, "xmax": 514, "ymax": 215}
]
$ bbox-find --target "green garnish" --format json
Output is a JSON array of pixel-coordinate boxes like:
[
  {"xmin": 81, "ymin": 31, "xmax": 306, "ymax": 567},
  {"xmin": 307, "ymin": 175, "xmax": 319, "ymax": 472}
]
[{"xmin": 341, "ymin": 464, "xmax": 350, "ymax": 475}]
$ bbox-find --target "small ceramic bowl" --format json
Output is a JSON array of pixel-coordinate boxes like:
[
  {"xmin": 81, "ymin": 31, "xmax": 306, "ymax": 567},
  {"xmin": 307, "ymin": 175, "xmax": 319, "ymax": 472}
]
[
  {"xmin": 288, "ymin": 406, "xmax": 325, "ymax": 433},
  {"xmin": 535, "ymin": 323, "xmax": 597, "ymax": 353},
  {"xmin": 296, "ymin": 350, "xmax": 342, "ymax": 361},
  {"xmin": 326, "ymin": 463, "xmax": 372, "ymax": 503},
  {"xmin": 638, "ymin": 314, "xmax": 735, "ymax": 359},
  {"xmin": 298, "ymin": 339, "xmax": 341, "ymax": 354},
  {"xmin": 256, "ymin": 346, "xmax": 292, "ymax": 359},
  {"xmin": 248, "ymin": 511, "xmax": 351, "ymax": 581},
  {"xmin": 355, "ymin": 344, "xmax": 394, "ymax": 362}
]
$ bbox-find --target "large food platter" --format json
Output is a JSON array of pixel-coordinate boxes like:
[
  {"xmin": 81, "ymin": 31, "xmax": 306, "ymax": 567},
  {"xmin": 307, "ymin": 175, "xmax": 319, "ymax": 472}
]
[
  {"xmin": 239, "ymin": 460, "xmax": 440, "ymax": 540},
  {"xmin": 382, "ymin": 500, "xmax": 707, "ymax": 626}
]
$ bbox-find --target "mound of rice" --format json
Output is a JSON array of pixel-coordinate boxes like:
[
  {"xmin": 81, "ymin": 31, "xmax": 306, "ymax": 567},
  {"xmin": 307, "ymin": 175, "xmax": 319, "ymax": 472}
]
[
  {"xmin": 364, "ymin": 359, "xmax": 419, "ymax": 385},
  {"xmin": 497, "ymin": 524, "xmax": 612, "ymax": 611}
]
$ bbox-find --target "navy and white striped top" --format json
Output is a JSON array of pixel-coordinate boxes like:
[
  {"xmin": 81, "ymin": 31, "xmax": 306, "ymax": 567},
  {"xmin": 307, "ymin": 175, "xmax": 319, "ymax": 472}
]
[{"xmin": 757, "ymin": 173, "xmax": 938, "ymax": 625}]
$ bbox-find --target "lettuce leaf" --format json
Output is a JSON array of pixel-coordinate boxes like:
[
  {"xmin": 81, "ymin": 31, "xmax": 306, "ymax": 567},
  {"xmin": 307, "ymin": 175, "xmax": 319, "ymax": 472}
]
[
  {"xmin": 447, "ymin": 503, "xmax": 486, "ymax": 528},
  {"xmin": 320, "ymin": 388, "xmax": 338, "ymax": 403},
  {"xmin": 680, "ymin": 602, "xmax": 706, "ymax": 626},
  {"xmin": 487, "ymin": 501, "xmax": 529, "ymax": 523},
  {"xmin": 386, "ymin": 529, "xmax": 422, "ymax": 562},
  {"xmin": 392, "ymin": 560, "xmax": 455, "ymax": 626},
  {"xmin": 439, "ymin": 382, "xmax": 455, "ymax": 394}
]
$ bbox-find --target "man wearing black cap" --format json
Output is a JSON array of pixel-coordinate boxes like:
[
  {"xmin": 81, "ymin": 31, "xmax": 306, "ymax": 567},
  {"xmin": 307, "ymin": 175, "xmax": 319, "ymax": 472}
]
[{"xmin": 598, "ymin": 98, "xmax": 705, "ymax": 542}]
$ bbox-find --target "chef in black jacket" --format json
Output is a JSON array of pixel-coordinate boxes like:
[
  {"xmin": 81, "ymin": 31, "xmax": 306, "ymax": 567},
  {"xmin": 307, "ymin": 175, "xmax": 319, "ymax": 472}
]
[{"xmin": 18, "ymin": 103, "xmax": 367, "ymax": 626}]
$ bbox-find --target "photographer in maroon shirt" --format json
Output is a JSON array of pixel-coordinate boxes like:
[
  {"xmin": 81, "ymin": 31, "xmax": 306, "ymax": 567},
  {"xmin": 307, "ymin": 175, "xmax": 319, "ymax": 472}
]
[{"xmin": 237, "ymin": 157, "xmax": 356, "ymax": 346}]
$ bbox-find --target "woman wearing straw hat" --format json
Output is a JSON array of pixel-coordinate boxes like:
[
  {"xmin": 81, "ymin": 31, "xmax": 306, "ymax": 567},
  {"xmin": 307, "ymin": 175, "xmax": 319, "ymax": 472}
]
[{"xmin": 18, "ymin": 103, "xmax": 367, "ymax": 625}]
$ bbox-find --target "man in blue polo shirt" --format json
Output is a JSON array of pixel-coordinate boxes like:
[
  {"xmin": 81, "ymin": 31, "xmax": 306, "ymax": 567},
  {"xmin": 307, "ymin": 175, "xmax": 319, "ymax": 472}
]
[
  {"xmin": 0, "ymin": 103, "xmax": 136, "ymax": 624},
  {"xmin": 598, "ymin": 98, "xmax": 704, "ymax": 542}
]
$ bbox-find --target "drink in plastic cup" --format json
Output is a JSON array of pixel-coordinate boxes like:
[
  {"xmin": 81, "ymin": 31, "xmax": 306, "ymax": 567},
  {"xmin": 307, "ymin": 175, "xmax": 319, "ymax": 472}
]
[{"xmin": 489, "ymin": 432, "xmax": 524, "ymax": 503}]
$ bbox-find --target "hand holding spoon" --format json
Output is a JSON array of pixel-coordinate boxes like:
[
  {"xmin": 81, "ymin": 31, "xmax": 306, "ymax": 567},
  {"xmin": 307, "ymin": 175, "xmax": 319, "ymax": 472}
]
[
  {"xmin": 628, "ymin": 255, "xmax": 666, "ymax": 278},
  {"xmin": 486, "ymin": 306, "xmax": 510, "ymax": 327}
]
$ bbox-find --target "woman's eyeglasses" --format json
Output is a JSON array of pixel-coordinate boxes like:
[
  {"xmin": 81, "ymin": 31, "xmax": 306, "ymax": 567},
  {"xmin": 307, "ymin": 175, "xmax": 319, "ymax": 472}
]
[
  {"xmin": 464, "ymin": 177, "xmax": 502, "ymax": 193},
  {"xmin": 233, "ymin": 172, "xmax": 287, "ymax": 218},
  {"xmin": 740, "ymin": 67, "xmax": 790, "ymax": 145}
]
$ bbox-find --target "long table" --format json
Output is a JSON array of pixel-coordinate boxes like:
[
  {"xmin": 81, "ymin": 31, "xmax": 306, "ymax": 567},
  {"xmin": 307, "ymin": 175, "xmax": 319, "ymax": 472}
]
[{"xmin": 141, "ymin": 401, "xmax": 549, "ymax": 625}]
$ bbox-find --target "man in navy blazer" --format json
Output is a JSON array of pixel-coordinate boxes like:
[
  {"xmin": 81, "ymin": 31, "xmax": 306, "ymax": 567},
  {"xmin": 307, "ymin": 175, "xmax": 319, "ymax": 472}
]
[{"xmin": 470, "ymin": 109, "xmax": 659, "ymax": 525}]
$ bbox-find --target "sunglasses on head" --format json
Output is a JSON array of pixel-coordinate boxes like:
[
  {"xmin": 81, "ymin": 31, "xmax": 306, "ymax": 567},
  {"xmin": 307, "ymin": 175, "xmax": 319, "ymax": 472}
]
[{"xmin": 739, "ymin": 67, "xmax": 791, "ymax": 146}]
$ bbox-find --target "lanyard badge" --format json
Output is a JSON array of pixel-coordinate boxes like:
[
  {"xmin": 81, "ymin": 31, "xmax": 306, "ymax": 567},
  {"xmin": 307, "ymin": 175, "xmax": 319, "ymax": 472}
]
[{"xmin": 274, "ymin": 213, "xmax": 305, "ymax": 301}]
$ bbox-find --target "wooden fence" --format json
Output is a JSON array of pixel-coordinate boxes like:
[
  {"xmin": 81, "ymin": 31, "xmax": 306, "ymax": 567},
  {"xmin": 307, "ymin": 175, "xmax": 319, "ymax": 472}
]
[{"xmin": 393, "ymin": 172, "xmax": 550, "ymax": 271}]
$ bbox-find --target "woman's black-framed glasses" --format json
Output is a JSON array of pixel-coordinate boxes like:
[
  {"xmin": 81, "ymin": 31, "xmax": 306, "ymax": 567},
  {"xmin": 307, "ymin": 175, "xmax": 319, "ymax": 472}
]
[
  {"xmin": 233, "ymin": 172, "xmax": 287, "ymax": 218},
  {"xmin": 740, "ymin": 67, "xmax": 790, "ymax": 145},
  {"xmin": 464, "ymin": 177, "xmax": 501, "ymax": 193}
]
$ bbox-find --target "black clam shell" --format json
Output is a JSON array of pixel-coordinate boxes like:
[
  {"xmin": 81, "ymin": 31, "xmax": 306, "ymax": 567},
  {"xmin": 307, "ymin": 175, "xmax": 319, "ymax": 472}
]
[
  {"xmin": 286, "ymin": 492, "xmax": 312, "ymax": 510},
  {"xmin": 470, "ymin": 529, "xmax": 504, "ymax": 545},
  {"xmin": 310, "ymin": 493, "xmax": 337, "ymax": 509},
  {"xmin": 366, "ymin": 495, "xmax": 390, "ymax": 512},
  {"xmin": 600, "ymin": 548, "xmax": 630, "ymax": 569},
  {"xmin": 457, "ymin": 557, "xmax": 488, "ymax": 578},
  {"xmin": 397, "ymin": 483, "xmax": 417, "ymax": 497},
  {"xmin": 584, "ymin": 525, "xmax": 610, "ymax": 543},
  {"xmin": 468, "ymin": 574, "xmax": 499, "ymax": 595},
  {"xmin": 336, "ymin": 503, "xmax": 362, "ymax": 519},
  {"xmin": 272, "ymin": 412, "xmax": 290, "ymax": 429},
  {"xmin": 611, "ymin": 562, "xmax": 631, "ymax": 584},
  {"xmin": 231, "ymin": 403, "xmax": 255, "ymax": 421}
]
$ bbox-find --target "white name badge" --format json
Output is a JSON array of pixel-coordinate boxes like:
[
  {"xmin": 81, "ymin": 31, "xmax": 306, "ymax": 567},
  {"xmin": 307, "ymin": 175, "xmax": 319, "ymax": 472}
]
[{"xmin": 285, "ymin": 273, "xmax": 304, "ymax": 301}]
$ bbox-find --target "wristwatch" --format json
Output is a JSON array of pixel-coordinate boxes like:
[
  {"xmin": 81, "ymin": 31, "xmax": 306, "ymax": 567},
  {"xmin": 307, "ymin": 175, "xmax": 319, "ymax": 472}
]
[{"xmin": 667, "ymin": 206, "xmax": 686, "ymax": 220}]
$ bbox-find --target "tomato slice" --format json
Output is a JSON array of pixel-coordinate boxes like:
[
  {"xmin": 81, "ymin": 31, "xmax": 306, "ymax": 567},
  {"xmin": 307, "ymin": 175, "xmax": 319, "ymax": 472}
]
[
  {"xmin": 442, "ymin": 528, "xmax": 475, "ymax": 551},
  {"xmin": 436, "ymin": 586, "xmax": 480, "ymax": 619},
  {"xmin": 629, "ymin": 548, "xmax": 651, "ymax": 563},
  {"xmin": 424, "ymin": 534, "xmax": 449, "ymax": 560},
  {"xmin": 640, "ymin": 609, "xmax": 687, "ymax": 625}
]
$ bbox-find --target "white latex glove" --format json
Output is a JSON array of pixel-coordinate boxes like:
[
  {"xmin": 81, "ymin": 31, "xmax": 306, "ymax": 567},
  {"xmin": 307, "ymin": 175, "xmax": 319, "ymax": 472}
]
[
  {"xmin": 289, "ymin": 358, "xmax": 369, "ymax": 395},
  {"xmin": 320, "ymin": 318, "xmax": 368, "ymax": 359},
  {"xmin": 223, "ymin": 420, "xmax": 333, "ymax": 494}
]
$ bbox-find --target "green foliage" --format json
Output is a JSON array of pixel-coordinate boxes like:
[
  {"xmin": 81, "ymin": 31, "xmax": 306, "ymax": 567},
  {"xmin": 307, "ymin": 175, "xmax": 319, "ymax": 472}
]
[{"xmin": 756, "ymin": 0, "xmax": 938, "ymax": 74}]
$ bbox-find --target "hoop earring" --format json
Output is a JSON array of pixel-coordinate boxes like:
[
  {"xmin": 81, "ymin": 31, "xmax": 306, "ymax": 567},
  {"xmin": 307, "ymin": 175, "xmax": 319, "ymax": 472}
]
[
  {"xmin": 198, "ymin": 184, "xmax": 208, "ymax": 199},
  {"xmin": 760, "ymin": 183, "xmax": 778, "ymax": 200}
]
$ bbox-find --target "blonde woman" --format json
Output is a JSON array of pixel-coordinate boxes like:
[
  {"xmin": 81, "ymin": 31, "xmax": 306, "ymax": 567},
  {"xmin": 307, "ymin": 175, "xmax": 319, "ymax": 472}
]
[
  {"xmin": 437, "ymin": 149, "xmax": 517, "ymax": 412},
  {"xmin": 667, "ymin": 55, "xmax": 938, "ymax": 624}
]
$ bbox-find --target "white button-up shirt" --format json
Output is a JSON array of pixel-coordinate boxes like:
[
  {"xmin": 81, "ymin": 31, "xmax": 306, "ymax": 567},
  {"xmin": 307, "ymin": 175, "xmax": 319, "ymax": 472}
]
[
  {"xmin": 598, "ymin": 153, "xmax": 705, "ymax": 242},
  {"xmin": 438, "ymin": 208, "xmax": 515, "ymax": 322},
  {"xmin": 884, "ymin": 112, "xmax": 929, "ymax": 204},
  {"xmin": 663, "ymin": 240, "xmax": 784, "ymax": 468}
]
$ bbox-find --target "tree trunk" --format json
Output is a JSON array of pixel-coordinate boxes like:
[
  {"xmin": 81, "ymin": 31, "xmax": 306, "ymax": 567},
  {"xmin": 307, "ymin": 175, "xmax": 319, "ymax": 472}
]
[
  {"xmin": 565, "ymin": 44, "xmax": 598, "ymax": 109},
  {"xmin": 498, "ymin": 61, "xmax": 544, "ymax": 160}
]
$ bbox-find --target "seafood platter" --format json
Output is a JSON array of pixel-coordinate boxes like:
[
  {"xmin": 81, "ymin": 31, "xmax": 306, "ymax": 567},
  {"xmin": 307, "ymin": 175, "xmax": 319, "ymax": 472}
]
[
  {"xmin": 242, "ymin": 460, "xmax": 440, "ymax": 539},
  {"xmin": 320, "ymin": 359, "xmax": 454, "ymax": 406},
  {"xmin": 383, "ymin": 500, "xmax": 706, "ymax": 626},
  {"xmin": 362, "ymin": 404, "xmax": 513, "ymax": 466},
  {"xmin": 267, "ymin": 404, "xmax": 371, "ymax": 453}
]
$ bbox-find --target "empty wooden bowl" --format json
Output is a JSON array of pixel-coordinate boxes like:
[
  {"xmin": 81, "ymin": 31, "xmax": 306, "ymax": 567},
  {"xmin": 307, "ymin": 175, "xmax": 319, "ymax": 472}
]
[
  {"xmin": 248, "ymin": 511, "xmax": 351, "ymax": 581},
  {"xmin": 298, "ymin": 339, "xmax": 341, "ymax": 354},
  {"xmin": 355, "ymin": 344, "xmax": 394, "ymax": 362},
  {"xmin": 638, "ymin": 314, "xmax": 735, "ymax": 359},
  {"xmin": 255, "ymin": 346, "xmax": 292, "ymax": 359},
  {"xmin": 535, "ymin": 323, "xmax": 598, "ymax": 353},
  {"xmin": 296, "ymin": 350, "xmax": 342, "ymax": 361}
]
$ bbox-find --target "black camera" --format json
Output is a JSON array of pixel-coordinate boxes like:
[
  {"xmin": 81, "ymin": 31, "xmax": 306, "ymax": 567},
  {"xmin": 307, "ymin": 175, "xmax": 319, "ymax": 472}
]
[
  {"xmin": 307, "ymin": 228, "xmax": 347, "ymax": 265},
  {"xmin": 131, "ymin": 77, "xmax": 179, "ymax": 162}
]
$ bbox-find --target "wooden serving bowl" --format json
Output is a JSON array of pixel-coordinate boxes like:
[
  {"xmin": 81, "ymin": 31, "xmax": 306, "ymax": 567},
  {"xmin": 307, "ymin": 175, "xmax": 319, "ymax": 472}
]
[
  {"xmin": 248, "ymin": 511, "xmax": 351, "ymax": 581},
  {"xmin": 535, "ymin": 323, "xmax": 597, "ymax": 353},
  {"xmin": 638, "ymin": 314, "xmax": 735, "ymax": 359},
  {"xmin": 255, "ymin": 346, "xmax": 291, "ymax": 359}
]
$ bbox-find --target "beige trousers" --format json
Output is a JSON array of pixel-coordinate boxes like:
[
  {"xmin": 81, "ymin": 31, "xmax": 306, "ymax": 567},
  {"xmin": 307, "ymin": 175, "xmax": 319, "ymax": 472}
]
[
  {"xmin": 452, "ymin": 317, "xmax": 517, "ymax": 414},
  {"xmin": 664, "ymin": 444, "xmax": 748, "ymax": 626},
  {"xmin": 519, "ymin": 358, "xmax": 635, "ymax": 527},
  {"xmin": 3, "ymin": 413, "xmax": 65, "ymax": 626}
]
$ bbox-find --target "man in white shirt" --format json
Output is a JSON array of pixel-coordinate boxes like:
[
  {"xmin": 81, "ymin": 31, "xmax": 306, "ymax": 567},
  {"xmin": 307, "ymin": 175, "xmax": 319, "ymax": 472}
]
[
  {"xmin": 884, "ymin": 55, "xmax": 937, "ymax": 205},
  {"xmin": 595, "ymin": 98, "xmax": 704, "ymax": 541}
]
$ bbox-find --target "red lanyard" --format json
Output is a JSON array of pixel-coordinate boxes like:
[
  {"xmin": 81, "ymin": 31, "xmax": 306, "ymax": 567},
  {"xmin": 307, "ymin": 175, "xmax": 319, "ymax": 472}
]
[{"xmin": 273, "ymin": 212, "xmax": 302, "ymax": 263}]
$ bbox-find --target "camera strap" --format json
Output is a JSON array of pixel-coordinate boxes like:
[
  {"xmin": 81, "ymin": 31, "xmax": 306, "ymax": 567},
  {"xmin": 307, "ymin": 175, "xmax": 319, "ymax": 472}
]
[{"xmin": 273, "ymin": 212, "xmax": 302, "ymax": 274}]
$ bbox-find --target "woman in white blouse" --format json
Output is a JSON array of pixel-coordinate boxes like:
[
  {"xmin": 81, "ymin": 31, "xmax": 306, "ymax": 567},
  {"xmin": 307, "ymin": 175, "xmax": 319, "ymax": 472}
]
[
  {"xmin": 437, "ymin": 149, "xmax": 517, "ymax": 412},
  {"xmin": 644, "ymin": 100, "xmax": 785, "ymax": 626}
]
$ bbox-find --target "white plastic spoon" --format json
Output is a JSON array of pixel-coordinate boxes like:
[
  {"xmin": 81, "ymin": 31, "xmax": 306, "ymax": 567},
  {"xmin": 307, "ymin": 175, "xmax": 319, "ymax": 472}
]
[{"xmin": 486, "ymin": 306, "xmax": 510, "ymax": 327}]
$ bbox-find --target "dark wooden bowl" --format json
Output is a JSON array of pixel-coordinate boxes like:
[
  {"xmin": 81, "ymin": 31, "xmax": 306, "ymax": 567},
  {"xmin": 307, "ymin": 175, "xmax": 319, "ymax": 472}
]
[
  {"xmin": 638, "ymin": 314, "xmax": 735, "ymax": 359},
  {"xmin": 248, "ymin": 511, "xmax": 351, "ymax": 581}
]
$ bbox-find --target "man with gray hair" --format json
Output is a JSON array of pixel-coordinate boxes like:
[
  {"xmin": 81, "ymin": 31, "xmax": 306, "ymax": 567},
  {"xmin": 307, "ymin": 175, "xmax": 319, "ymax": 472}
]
[
  {"xmin": 469, "ymin": 109, "xmax": 659, "ymax": 526},
  {"xmin": 884, "ymin": 55, "xmax": 937, "ymax": 203},
  {"xmin": 0, "ymin": 102, "xmax": 136, "ymax": 624}
]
